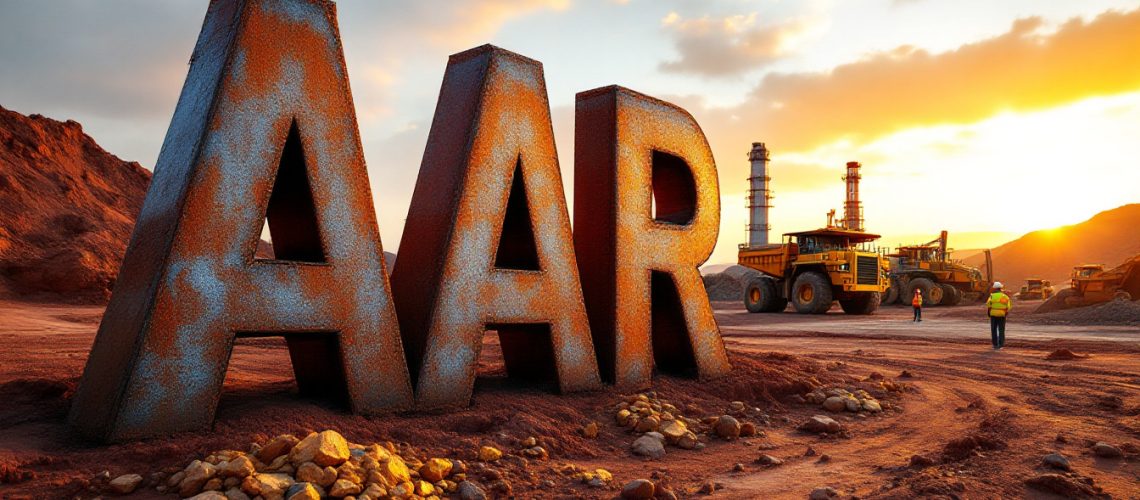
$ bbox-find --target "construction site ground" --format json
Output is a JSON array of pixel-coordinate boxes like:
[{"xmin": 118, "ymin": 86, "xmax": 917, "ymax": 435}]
[{"xmin": 1, "ymin": 299, "xmax": 1138, "ymax": 498}]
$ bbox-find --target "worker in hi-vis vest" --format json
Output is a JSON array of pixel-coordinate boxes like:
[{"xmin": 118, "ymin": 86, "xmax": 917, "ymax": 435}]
[
  {"xmin": 986, "ymin": 282, "xmax": 1012, "ymax": 350},
  {"xmin": 911, "ymin": 289, "xmax": 923, "ymax": 322}
]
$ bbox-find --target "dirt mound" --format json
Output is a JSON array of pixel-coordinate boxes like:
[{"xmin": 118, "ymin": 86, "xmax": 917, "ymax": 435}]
[
  {"xmin": 1044, "ymin": 349, "xmax": 1088, "ymax": 360},
  {"xmin": 0, "ymin": 106, "xmax": 150, "ymax": 301},
  {"xmin": 702, "ymin": 265, "xmax": 760, "ymax": 301},
  {"xmin": 1026, "ymin": 297, "xmax": 1140, "ymax": 326}
]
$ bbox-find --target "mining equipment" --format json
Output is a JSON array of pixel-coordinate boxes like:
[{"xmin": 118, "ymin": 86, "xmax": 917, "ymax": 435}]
[
  {"xmin": 1016, "ymin": 278, "xmax": 1054, "ymax": 300},
  {"xmin": 882, "ymin": 231, "xmax": 993, "ymax": 306},
  {"xmin": 737, "ymin": 144, "xmax": 890, "ymax": 314},
  {"xmin": 1037, "ymin": 256, "xmax": 1140, "ymax": 311}
]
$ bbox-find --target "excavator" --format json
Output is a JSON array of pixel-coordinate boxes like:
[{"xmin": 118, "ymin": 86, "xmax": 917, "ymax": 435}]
[
  {"xmin": 1037, "ymin": 255, "xmax": 1140, "ymax": 312},
  {"xmin": 882, "ymin": 231, "xmax": 993, "ymax": 306}
]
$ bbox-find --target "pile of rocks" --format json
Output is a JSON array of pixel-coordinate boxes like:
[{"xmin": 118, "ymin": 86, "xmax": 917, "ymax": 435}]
[
  {"xmin": 610, "ymin": 393, "xmax": 766, "ymax": 458},
  {"xmin": 154, "ymin": 430, "xmax": 496, "ymax": 500},
  {"xmin": 803, "ymin": 387, "xmax": 888, "ymax": 414}
]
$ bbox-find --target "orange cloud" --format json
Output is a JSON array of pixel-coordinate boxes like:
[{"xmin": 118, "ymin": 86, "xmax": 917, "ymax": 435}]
[
  {"xmin": 659, "ymin": 12, "xmax": 815, "ymax": 77},
  {"xmin": 696, "ymin": 8, "xmax": 1140, "ymax": 153}
]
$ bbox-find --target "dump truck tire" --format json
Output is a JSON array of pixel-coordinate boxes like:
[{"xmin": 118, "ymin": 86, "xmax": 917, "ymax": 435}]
[
  {"xmin": 744, "ymin": 277, "xmax": 784, "ymax": 313},
  {"xmin": 939, "ymin": 284, "xmax": 961, "ymax": 306},
  {"xmin": 906, "ymin": 278, "xmax": 937, "ymax": 306},
  {"xmin": 884, "ymin": 285, "xmax": 899, "ymax": 305},
  {"xmin": 791, "ymin": 272, "xmax": 833, "ymax": 314},
  {"xmin": 1114, "ymin": 290, "xmax": 1132, "ymax": 301},
  {"xmin": 1035, "ymin": 288, "xmax": 1074, "ymax": 313},
  {"xmin": 840, "ymin": 292, "xmax": 881, "ymax": 315}
]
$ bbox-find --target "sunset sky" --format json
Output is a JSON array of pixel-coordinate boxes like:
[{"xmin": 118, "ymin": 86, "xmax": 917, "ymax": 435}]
[{"xmin": 2, "ymin": 0, "xmax": 1139, "ymax": 265}]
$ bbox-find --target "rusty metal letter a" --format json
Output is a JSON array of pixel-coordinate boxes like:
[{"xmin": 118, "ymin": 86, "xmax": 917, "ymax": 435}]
[
  {"xmin": 69, "ymin": 0, "xmax": 413, "ymax": 441},
  {"xmin": 574, "ymin": 86, "xmax": 732, "ymax": 390},
  {"xmin": 392, "ymin": 45, "xmax": 602, "ymax": 410}
]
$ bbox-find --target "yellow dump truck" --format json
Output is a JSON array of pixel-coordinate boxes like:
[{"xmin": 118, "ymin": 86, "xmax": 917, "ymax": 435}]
[{"xmin": 738, "ymin": 228, "xmax": 890, "ymax": 314}]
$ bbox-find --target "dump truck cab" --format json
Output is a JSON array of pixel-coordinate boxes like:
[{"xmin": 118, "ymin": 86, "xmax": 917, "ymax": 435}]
[{"xmin": 738, "ymin": 228, "xmax": 890, "ymax": 315}]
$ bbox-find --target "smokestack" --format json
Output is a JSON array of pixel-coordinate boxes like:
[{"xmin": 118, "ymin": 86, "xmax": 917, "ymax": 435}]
[
  {"xmin": 747, "ymin": 142, "xmax": 772, "ymax": 247},
  {"xmin": 843, "ymin": 161, "xmax": 863, "ymax": 232}
]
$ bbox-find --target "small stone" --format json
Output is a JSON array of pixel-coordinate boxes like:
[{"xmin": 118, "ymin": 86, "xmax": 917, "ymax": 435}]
[
  {"xmin": 203, "ymin": 478, "xmax": 223, "ymax": 491},
  {"xmin": 285, "ymin": 482, "xmax": 321, "ymax": 500},
  {"xmin": 798, "ymin": 415, "xmax": 843, "ymax": 434},
  {"xmin": 714, "ymin": 415, "xmax": 741, "ymax": 440},
  {"xmin": 419, "ymin": 458, "xmax": 453, "ymax": 482},
  {"xmin": 186, "ymin": 493, "xmax": 228, "ymax": 500},
  {"xmin": 660, "ymin": 420, "xmax": 688, "ymax": 443},
  {"xmin": 379, "ymin": 455, "xmax": 411, "ymax": 484},
  {"xmin": 1092, "ymin": 442, "xmax": 1123, "ymax": 458},
  {"xmin": 108, "ymin": 474, "xmax": 143, "ymax": 494},
  {"xmin": 220, "ymin": 456, "xmax": 256, "ymax": 478},
  {"xmin": 330, "ymin": 478, "xmax": 362, "ymax": 497},
  {"xmin": 729, "ymin": 401, "xmax": 746, "ymax": 413},
  {"xmin": 180, "ymin": 460, "xmax": 219, "ymax": 497},
  {"xmin": 588, "ymin": 468, "xmax": 613, "ymax": 487},
  {"xmin": 256, "ymin": 434, "xmax": 300, "ymax": 464},
  {"xmin": 899, "ymin": 370, "xmax": 914, "ymax": 378},
  {"xmin": 224, "ymin": 487, "xmax": 251, "ymax": 500},
  {"xmin": 809, "ymin": 486, "xmax": 839, "ymax": 499},
  {"xmin": 520, "ymin": 436, "xmax": 538, "ymax": 448},
  {"xmin": 818, "ymin": 454, "xmax": 831, "ymax": 463},
  {"xmin": 457, "ymin": 481, "xmax": 488, "ymax": 500},
  {"xmin": 732, "ymin": 463, "xmax": 745, "ymax": 472},
  {"xmin": 632, "ymin": 435, "xmax": 666, "ymax": 458},
  {"xmin": 756, "ymin": 454, "xmax": 783, "ymax": 466},
  {"xmin": 822, "ymin": 396, "xmax": 846, "ymax": 412},
  {"xmin": 740, "ymin": 421, "xmax": 757, "ymax": 437},
  {"xmin": 867, "ymin": 372, "xmax": 884, "ymax": 380},
  {"xmin": 616, "ymin": 409, "xmax": 633, "ymax": 426},
  {"xmin": 294, "ymin": 462, "xmax": 323, "ymax": 485},
  {"xmin": 290, "ymin": 430, "xmax": 350, "ymax": 467},
  {"xmin": 621, "ymin": 479, "xmax": 655, "ymax": 499},
  {"xmin": 844, "ymin": 398, "xmax": 861, "ymax": 412},
  {"xmin": 478, "ymin": 446, "xmax": 502, "ymax": 462},
  {"xmin": 677, "ymin": 431, "xmax": 699, "ymax": 450},
  {"xmin": 635, "ymin": 414, "xmax": 661, "ymax": 433},
  {"xmin": 583, "ymin": 422, "xmax": 599, "ymax": 438},
  {"xmin": 489, "ymin": 479, "xmax": 512, "ymax": 495},
  {"xmin": 1042, "ymin": 453, "xmax": 1071, "ymax": 471},
  {"xmin": 248, "ymin": 473, "xmax": 294, "ymax": 498},
  {"xmin": 697, "ymin": 481, "xmax": 719, "ymax": 494},
  {"xmin": 862, "ymin": 400, "xmax": 882, "ymax": 412}
]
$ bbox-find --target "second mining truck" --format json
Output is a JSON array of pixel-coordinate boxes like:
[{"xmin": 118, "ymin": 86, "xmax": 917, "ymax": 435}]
[
  {"xmin": 738, "ymin": 224, "xmax": 891, "ymax": 314},
  {"xmin": 882, "ymin": 231, "xmax": 993, "ymax": 306}
]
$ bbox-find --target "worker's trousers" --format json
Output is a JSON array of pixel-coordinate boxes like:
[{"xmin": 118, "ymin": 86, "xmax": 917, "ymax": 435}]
[
  {"xmin": 912, "ymin": 306, "xmax": 921, "ymax": 321},
  {"xmin": 990, "ymin": 316, "xmax": 1006, "ymax": 348}
]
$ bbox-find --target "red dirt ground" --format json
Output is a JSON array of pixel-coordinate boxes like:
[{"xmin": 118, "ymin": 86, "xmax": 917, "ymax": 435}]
[{"xmin": 0, "ymin": 300, "xmax": 1138, "ymax": 499}]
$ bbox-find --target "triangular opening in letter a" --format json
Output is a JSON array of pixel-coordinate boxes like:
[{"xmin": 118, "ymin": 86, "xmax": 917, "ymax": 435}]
[
  {"xmin": 493, "ymin": 158, "xmax": 540, "ymax": 270},
  {"xmin": 257, "ymin": 120, "xmax": 327, "ymax": 263}
]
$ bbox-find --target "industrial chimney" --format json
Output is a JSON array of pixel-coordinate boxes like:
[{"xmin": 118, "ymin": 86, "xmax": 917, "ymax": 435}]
[
  {"xmin": 842, "ymin": 161, "xmax": 863, "ymax": 232},
  {"xmin": 747, "ymin": 142, "xmax": 772, "ymax": 247}
]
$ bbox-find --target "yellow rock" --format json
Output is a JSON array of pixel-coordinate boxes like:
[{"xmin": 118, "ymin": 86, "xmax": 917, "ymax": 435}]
[
  {"xmin": 380, "ymin": 455, "xmax": 411, "ymax": 484},
  {"xmin": 286, "ymin": 482, "xmax": 320, "ymax": 500},
  {"xmin": 290, "ymin": 431, "xmax": 350, "ymax": 467},
  {"xmin": 414, "ymin": 479, "xmax": 435, "ymax": 496},
  {"xmin": 418, "ymin": 458, "xmax": 453, "ymax": 483},
  {"xmin": 329, "ymin": 478, "xmax": 362, "ymax": 497},
  {"xmin": 477, "ymin": 446, "xmax": 502, "ymax": 462},
  {"xmin": 582, "ymin": 421, "xmax": 599, "ymax": 438}
]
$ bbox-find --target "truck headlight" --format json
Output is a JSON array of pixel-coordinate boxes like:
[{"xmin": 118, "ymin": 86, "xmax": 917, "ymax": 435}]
[{"xmin": 838, "ymin": 263, "xmax": 849, "ymax": 272}]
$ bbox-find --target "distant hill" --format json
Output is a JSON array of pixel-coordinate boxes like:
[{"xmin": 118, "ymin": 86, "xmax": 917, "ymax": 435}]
[
  {"xmin": 964, "ymin": 204, "xmax": 1140, "ymax": 288},
  {"xmin": 0, "ymin": 106, "xmax": 151, "ymax": 301},
  {"xmin": 0, "ymin": 106, "xmax": 283, "ymax": 302}
]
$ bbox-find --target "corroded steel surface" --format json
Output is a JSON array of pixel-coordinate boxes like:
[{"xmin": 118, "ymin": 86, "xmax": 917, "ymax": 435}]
[
  {"xmin": 69, "ymin": 0, "xmax": 412, "ymax": 441},
  {"xmin": 391, "ymin": 45, "xmax": 602, "ymax": 410},
  {"xmin": 574, "ymin": 86, "xmax": 732, "ymax": 389}
]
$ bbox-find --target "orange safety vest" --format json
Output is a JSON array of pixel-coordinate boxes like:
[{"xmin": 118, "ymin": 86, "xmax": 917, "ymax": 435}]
[
  {"xmin": 987, "ymin": 292, "xmax": 1011, "ymax": 317},
  {"xmin": 912, "ymin": 294, "xmax": 922, "ymax": 307}
]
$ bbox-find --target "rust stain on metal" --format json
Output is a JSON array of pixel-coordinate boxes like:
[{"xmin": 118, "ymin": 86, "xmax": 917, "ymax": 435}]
[
  {"xmin": 574, "ymin": 86, "xmax": 732, "ymax": 390},
  {"xmin": 391, "ymin": 45, "xmax": 603, "ymax": 410},
  {"xmin": 68, "ymin": 0, "xmax": 412, "ymax": 442}
]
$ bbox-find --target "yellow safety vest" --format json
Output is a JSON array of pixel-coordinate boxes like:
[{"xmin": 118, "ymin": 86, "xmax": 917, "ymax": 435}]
[{"xmin": 987, "ymin": 292, "xmax": 1011, "ymax": 317}]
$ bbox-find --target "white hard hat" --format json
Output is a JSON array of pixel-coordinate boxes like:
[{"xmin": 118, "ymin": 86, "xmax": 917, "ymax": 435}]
[{"xmin": 993, "ymin": 282, "xmax": 1004, "ymax": 289}]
